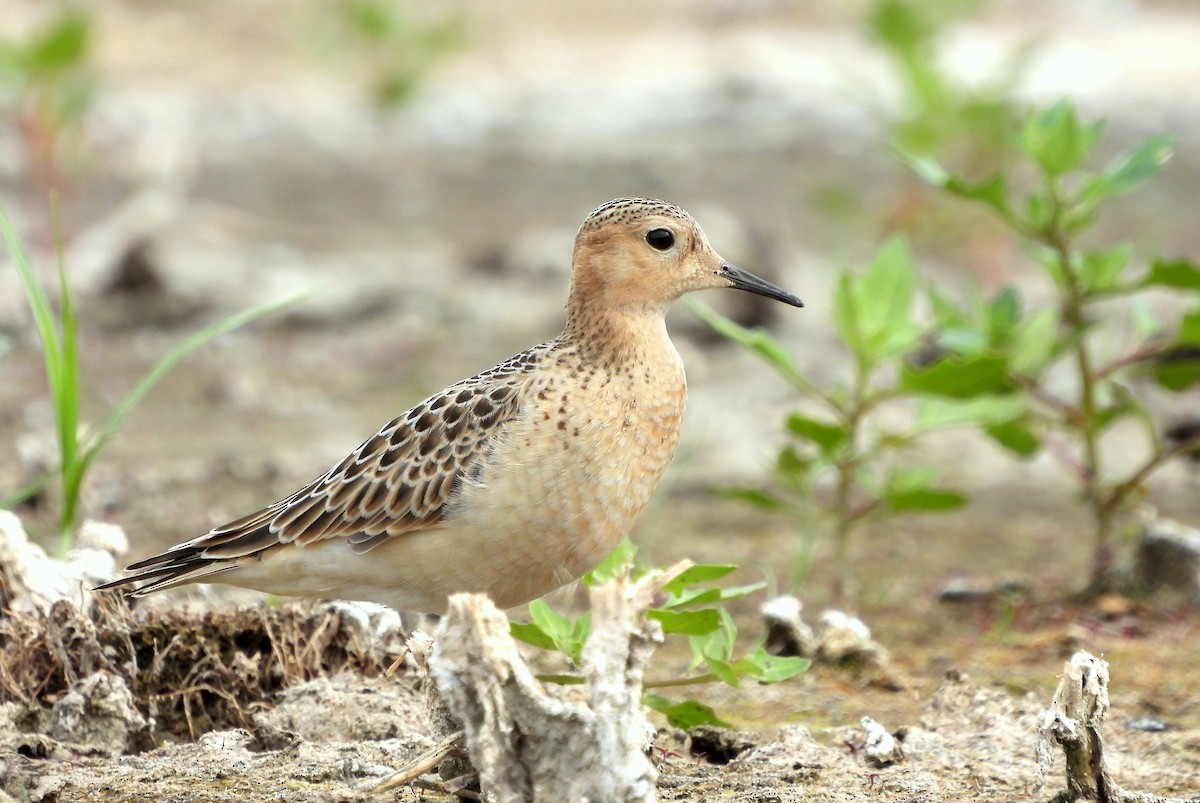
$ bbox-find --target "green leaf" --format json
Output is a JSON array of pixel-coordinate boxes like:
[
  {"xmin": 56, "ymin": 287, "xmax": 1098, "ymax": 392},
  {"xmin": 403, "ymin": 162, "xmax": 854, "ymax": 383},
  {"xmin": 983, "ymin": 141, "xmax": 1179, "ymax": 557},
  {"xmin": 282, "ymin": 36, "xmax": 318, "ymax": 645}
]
[
  {"xmin": 1011, "ymin": 307, "xmax": 1060, "ymax": 376},
  {"xmin": 526, "ymin": 600, "xmax": 587, "ymax": 661},
  {"xmin": 1025, "ymin": 191, "xmax": 1053, "ymax": 233},
  {"xmin": 937, "ymin": 326, "xmax": 988, "ymax": 355},
  {"xmin": 583, "ymin": 538, "xmax": 638, "ymax": 587},
  {"xmin": 898, "ymin": 151, "xmax": 1012, "ymax": 220},
  {"xmin": 900, "ymin": 353, "xmax": 1013, "ymax": 397},
  {"xmin": 688, "ymin": 609, "xmax": 737, "ymax": 670},
  {"xmin": 775, "ymin": 444, "xmax": 813, "ymax": 480},
  {"xmin": 510, "ymin": 621, "xmax": 556, "ymax": 651},
  {"xmin": 833, "ymin": 271, "xmax": 864, "ymax": 362},
  {"xmin": 786, "ymin": 414, "xmax": 847, "ymax": 454},
  {"xmin": 29, "ymin": 12, "xmax": 90, "ymax": 71},
  {"xmin": 1180, "ymin": 308, "xmax": 1200, "ymax": 346},
  {"xmin": 704, "ymin": 657, "xmax": 742, "ymax": 688},
  {"xmin": 859, "ymin": 237, "xmax": 921, "ymax": 355},
  {"xmin": 833, "ymin": 238, "xmax": 924, "ymax": 368},
  {"xmin": 915, "ymin": 394, "xmax": 1027, "ymax": 430},
  {"xmin": 927, "ymin": 283, "xmax": 968, "ymax": 329},
  {"xmin": 569, "ymin": 613, "xmax": 592, "ymax": 657},
  {"xmin": 944, "ymin": 172, "xmax": 1011, "ymax": 220},
  {"xmin": 1153, "ymin": 326, "xmax": 1200, "ymax": 391},
  {"xmin": 868, "ymin": 0, "xmax": 934, "ymax": 54},
  {"xmin": 648, "ymin": 608, "xmax": 721, "ymax": 636},
  {"xmin": 883, "ymin": 467, "xmax": 966, "ymax": 512},
  {"xmin": 986, "ymin": 286, "xmax": 1021, "ymax": 345},
  {"xmin": 886, "ymin": 465, "xmax": 935, "ymax": 491},
  {"xmin": 710, "ymin": 581, "xmax": 769, "ymax": 603},
  {"xmin": 644, "ymin": 695, "xmax": 732, "ymax": 730},
  {"xmin": 1142, "ymin": 258, "xmax": 1200, "ymax": 291},
  {"xmin": 661, "ymin": 564, "xmax": 738, "ymax": 597},
  {"xmin": 720, "ymin": 486, "xmax": 789, "ymax": 511},
  {"xmin": 527, "ymin": 599, "xmax": 571, "ymax": 642},
  {"xmin": 666, "ymin": 581, "xmax": 767, "ymax": 609},
  {"xmin": 668, "ymin": 587, "xmax": 723, "ymax": 608},
  {"xmin": 1078, "ymin": 245, "xmax": 1134, "ymax": 294},
  {"xmin": 733, "ymin": 648, "xmax": 810, "ymax": 684},
  {"xmin": 1153, "ymin": 358, "xmax": 1200, "ymax": 392},
  {"xmin": 884, "ymin": 486, "xmax": 966, "ymax": 512},
  {"xmin": 1080, "ymin": 134, "xmax": 1174, "ymax": 205},
  {"xmin": 984, "ymin": 418, "xmax": 1041, "ymax": 456},
  {"xmin": 1020, "ymin": 100, "xmax": 1103, "ymax": 178}
]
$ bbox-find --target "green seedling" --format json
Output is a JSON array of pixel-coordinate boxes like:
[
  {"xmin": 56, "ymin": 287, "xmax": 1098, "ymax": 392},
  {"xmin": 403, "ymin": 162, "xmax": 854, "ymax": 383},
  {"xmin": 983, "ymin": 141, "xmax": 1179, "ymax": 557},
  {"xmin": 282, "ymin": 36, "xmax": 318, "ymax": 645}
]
[
  {"xmin": 0, "ymin": 6, "xmax": 97, "ymax": 196},
  {"xmin": 510, "ymin": 540, "xmax": 809, "ymax": 729},
  {"xmin": 306, "ymin": 0, "xmax": 463, "ymax": 109}
]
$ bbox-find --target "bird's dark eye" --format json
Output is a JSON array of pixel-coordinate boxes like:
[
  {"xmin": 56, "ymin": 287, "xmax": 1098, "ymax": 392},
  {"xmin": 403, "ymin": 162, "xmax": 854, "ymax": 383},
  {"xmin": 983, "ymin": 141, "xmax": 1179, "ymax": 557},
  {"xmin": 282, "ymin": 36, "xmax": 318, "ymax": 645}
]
[{"xmin": 645, "ymin": 228, "xmax": 675, "ymax": 251}]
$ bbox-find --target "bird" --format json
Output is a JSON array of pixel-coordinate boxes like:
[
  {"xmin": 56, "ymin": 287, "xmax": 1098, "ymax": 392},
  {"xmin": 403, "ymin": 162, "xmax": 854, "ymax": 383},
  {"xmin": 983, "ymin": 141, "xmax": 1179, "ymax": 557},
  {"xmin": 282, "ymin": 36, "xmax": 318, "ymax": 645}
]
[{"xmin": 97, "ymin": 198, "xmax": 803, "ymax": 613}]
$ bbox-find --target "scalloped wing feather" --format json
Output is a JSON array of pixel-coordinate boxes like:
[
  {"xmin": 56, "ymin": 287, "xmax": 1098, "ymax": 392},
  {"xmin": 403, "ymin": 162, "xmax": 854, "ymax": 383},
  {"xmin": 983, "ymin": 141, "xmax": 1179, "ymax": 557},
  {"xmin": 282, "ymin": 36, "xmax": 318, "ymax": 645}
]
[{"xmin": 99, "ymin": 347, "xmax": 549, "ymax": 595}]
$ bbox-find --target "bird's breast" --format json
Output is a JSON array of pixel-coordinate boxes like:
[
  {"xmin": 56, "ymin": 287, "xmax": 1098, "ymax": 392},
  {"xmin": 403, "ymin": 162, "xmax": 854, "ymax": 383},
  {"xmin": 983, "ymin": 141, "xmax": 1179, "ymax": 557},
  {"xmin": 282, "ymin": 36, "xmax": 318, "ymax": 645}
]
[{"xmin": 446, "ymin": 342, "xmax": 686, "ymax": 601}]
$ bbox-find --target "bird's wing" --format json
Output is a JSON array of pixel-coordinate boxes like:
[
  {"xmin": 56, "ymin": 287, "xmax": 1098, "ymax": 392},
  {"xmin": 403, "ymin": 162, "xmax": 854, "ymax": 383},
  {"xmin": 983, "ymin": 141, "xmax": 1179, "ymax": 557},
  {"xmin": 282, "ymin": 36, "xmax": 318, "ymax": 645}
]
[{"xmin": 97, "ymin": 346, "xmax": 548, "ymax": 596}]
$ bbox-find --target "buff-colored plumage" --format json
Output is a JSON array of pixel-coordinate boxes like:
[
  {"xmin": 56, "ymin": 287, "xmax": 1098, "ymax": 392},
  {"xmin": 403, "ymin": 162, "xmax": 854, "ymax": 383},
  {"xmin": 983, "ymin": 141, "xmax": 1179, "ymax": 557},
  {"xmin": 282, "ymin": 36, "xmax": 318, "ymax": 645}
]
[{"xmin": 98, "ymin": 198, "xmax": 802, "ymax": 612}]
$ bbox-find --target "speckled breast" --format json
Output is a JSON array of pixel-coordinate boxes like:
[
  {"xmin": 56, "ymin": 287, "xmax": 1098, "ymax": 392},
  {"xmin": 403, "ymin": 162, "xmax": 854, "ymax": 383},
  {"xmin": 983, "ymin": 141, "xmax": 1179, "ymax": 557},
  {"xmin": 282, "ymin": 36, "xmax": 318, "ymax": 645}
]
[{"xmin": 449, "ymin": 336, "xmax": 687, "ymax": 606}]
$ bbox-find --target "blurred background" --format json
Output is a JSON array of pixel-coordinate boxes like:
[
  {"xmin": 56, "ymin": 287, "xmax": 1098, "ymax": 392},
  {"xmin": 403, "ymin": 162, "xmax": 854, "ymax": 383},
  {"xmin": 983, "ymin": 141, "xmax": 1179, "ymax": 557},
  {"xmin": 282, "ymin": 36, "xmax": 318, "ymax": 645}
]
[{"xmin": 2, "ymin": 0, "xmax": 1200, "ymax": 608}]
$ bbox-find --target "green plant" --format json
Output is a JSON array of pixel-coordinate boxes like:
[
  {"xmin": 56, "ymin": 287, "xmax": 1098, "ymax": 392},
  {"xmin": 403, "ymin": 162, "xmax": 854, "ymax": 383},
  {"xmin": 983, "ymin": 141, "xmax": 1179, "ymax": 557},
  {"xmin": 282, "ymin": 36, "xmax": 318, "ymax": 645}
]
[
  {"xmin": 692, "ymin": 239, "xmax": 992, "ymax": 604},
  {"xmin": 0, "ymin": 5, "xmax": 96, "ymax": 196},
  {"xmin": 510, "ymin": 540, "xmax": 809, "ymax": 729},
  {"xmin": 902, "ymin": 99, "xmax": 1200, "ymax": 591},
  {"xmin": 1, "ymin": 207, "xmax": 305, "ymax": 556},
  {"xmin": 306, "ymin": 0, "xmax": 463, "ymax": 109}
]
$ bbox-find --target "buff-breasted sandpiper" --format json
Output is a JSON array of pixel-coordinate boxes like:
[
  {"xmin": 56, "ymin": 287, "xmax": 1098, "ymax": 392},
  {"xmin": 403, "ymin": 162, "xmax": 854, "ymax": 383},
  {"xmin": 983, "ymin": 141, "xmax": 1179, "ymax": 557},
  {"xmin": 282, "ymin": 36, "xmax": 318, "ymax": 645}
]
[{"xmin": 98, "ymin": 198, "xmax": 803, "ymax": 612}]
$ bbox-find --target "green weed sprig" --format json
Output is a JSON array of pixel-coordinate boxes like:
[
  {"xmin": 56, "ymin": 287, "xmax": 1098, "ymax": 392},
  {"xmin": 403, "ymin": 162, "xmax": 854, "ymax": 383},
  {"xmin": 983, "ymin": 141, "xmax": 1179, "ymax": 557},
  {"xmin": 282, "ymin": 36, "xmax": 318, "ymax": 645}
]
[
  {"xmin": 903, "ymin": 100, "xmax": 1200, "ymax": 591},
  {"xmin": 2, "ymin": 207, "xmax": 304, "ymax": 556},
  {"xmin": 0, "ymin": 6, "xmax": 96, "ymax": 198},
  {"xmin": 692, "ymin": 239, "xmax": 981, "ymax": 604}
]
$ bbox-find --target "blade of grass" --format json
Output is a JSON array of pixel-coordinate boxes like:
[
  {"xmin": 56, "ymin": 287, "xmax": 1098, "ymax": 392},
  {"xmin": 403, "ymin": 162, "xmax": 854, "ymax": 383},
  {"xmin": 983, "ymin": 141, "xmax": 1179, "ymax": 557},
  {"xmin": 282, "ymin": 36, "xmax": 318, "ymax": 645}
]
[
  {"xmin": 76, "ymin": 289, "xmax": 312, "ymax": 488},
  {"xmin": 2, "ymin": 207, "xmax": 66, "ymax": 417},
  {"xmin": 2, "ymin": 206, "xmax": 75, "ymax": 552},
  {"xmin": 0, "ymin": 470, "xmax": 52, "ymax": 510},
  {"xmin": 50, "ymin": 201, "xmax": 82, "ymax": 553}
]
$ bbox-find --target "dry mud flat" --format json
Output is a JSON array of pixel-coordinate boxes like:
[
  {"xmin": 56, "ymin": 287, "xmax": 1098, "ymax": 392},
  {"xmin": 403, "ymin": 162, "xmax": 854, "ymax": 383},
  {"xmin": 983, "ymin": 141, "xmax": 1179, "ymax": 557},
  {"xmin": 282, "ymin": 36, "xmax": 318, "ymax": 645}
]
[{"xmin": 0, "ymin": 588, "xmax": 1197, "ymax": 803}]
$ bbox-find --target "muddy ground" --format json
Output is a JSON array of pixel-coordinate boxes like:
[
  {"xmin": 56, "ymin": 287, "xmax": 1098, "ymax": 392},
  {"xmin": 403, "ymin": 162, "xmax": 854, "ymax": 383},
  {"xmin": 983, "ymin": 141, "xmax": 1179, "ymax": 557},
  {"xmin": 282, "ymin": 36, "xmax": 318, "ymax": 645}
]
[{"xmin": 2, "ymin": 0, "xmax": 1200, "ymax": 800}]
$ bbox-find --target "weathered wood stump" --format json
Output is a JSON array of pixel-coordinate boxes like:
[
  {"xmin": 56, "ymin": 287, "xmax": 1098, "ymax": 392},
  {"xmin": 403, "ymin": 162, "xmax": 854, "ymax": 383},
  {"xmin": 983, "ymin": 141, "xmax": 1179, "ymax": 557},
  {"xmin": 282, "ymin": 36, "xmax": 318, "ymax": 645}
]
[
  {"xmin": 1040, "ymin": 651, "xmax": 1189, "ymax": 803},
  {"xmin": 420, "ymin": 564, "xmax": 689, "ymax": 803}
]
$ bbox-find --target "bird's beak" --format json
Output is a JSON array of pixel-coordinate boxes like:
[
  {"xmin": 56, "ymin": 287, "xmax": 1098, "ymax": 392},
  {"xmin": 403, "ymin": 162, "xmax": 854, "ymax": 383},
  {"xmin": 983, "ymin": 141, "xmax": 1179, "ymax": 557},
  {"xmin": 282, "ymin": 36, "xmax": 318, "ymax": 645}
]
[{"xmin": 720, "ymin": 263, "xmax": 803, "ymax": 308}]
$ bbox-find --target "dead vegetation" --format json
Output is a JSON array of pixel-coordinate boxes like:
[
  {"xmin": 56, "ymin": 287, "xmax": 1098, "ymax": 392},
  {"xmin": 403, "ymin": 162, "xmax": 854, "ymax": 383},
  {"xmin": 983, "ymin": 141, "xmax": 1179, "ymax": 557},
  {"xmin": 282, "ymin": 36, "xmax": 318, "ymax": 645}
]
[
  {"xmin": 0, "ymin": 584, "xmax": 1195, "ymax": 800},
  {"xmin": 0, "ymin": 590, "xmax": 409, "ymax": 745}
]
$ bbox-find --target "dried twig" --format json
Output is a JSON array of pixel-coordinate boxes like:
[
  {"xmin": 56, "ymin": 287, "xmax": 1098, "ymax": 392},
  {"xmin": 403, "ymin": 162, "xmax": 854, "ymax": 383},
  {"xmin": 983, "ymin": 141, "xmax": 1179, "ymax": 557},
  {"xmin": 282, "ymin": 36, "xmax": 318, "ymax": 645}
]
[{"xmin": 369, "ymin": 729, "xmax": 466, "ymax": 795}]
